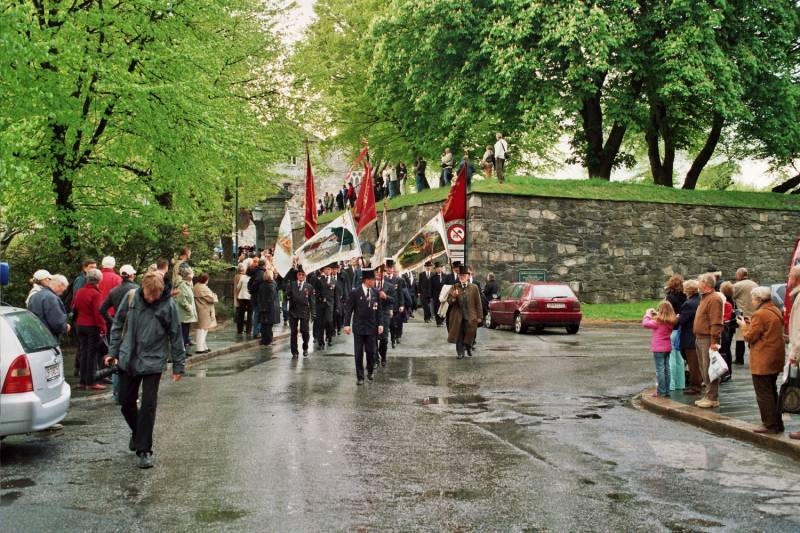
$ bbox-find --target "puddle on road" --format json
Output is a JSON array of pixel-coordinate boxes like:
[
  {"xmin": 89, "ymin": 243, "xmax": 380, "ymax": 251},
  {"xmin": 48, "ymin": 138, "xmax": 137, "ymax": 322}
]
[
  {"xmin": 186, "ymin": 355, "xmax": 274, "ymax": 378},
  {"xmin": 575, "ymin": 413, "xmax": 603, "ymax": 420},
  {"xmin": 195, "ymin": 508, "xmax": 249, "ymax": 523},
  {"xmin": 396, "ymin": 488, "xmax": 482, "ymax": 501},
  {"xmin": 418, "ymin": 394, "xmax": 488, "ymax": 406},
  {"xmin": 1, "ymin": 478, "xmax": 35, "ymax": 489},
  {"xmin": 322, "ymin": 352, "xmax": 351, "ymax": 358},
  {"xmin": 606, "ymin": 492, "xmax": 635, "ymax": 502},
  {"xmin": 664, "ymin": 518, "xmax": 725, "ymax": 532}
]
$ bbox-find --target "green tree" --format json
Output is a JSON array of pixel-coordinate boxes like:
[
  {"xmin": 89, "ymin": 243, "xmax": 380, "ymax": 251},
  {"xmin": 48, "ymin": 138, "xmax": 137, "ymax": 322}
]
[{"xmin": 0, "ymin": 0, "xmax": 296, "ymax": 260}]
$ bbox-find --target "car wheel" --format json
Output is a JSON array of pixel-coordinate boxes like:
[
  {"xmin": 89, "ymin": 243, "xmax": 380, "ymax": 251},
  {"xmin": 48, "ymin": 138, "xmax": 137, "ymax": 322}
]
[
  {"xmin": 566, "ymin": 324, "xmax": 580, "ymax": 335},
  {"xmin": 514, "ymin": 314, "xmax": 526, "ymax": 334},
  {"xmin": 486, "ymin": 312, "xmax": 496, "ymax": 329}
]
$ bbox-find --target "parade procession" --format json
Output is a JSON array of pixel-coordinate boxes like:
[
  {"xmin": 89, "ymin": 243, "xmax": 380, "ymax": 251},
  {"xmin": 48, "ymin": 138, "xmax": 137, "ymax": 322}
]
[{"xmin": 271, "ymin": 143, "xmax": 486, "ymax": 385}]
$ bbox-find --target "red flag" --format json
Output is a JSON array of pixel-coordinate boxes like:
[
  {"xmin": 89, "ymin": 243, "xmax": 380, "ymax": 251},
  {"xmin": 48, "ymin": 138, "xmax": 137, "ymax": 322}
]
[
  {"xmin": 353, "ymin": 163, "xmax": 377, "ymax": 235},
  {"xmin": 304, "ymin": 150, "xmax": 317, "ymax": 240},
  {"xmin": 442, "ymin": 163, "xmax": 467, "ymax": 222},
  {"xmin": 343, "ymin": 145, "xmax": 370, "ymax": 184}
]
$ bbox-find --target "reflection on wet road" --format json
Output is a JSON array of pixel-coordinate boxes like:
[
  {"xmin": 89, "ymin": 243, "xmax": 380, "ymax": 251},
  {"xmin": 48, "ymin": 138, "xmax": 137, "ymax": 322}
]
[{"xmin": 2, "ymin": 321, "xmax": 800, "ymax": 531}]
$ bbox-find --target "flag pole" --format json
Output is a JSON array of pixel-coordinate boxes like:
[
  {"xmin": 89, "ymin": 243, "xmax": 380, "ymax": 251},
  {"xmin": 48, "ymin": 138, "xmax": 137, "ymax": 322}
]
[{"xmin": 464, "ymin": 150, "xmax": 469, "ymax": 266}]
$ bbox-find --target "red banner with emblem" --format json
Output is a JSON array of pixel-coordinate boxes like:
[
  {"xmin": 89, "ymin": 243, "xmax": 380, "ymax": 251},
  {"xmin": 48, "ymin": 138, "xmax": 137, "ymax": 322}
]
[
  {"xmin": 353, "ymin": 162, "xmax": 377, "ymax": 235},
  {"xmin": 304, "ymin": 149, "xmax": 317, "ymax": 240}
]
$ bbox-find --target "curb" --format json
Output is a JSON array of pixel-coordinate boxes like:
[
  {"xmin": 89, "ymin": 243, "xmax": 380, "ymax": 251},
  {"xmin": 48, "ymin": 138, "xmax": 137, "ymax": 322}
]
[
  {"xmin": 637, "ymin": 388, "xmax": 800, "ymax": 461},
  {"xmin": 69, "ymin": 331, "xmax": 290, "ymax": 405}
]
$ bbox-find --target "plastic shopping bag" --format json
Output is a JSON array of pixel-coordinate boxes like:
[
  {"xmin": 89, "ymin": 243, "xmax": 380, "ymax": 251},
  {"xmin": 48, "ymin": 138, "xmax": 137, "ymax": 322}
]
[
  {"xmin": 669, "ymin": 331, "xmax": 685, "ymax": 390},
  {"xmin": 708, "ymin": 349, "xmax": 729, "ymax": 382}
]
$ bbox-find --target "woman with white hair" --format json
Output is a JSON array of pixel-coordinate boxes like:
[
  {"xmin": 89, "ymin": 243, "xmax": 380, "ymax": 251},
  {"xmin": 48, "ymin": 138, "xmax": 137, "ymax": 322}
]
[
  {"xmin": 737, "ymin": 286, "xmax": 786, "ymax": 434},
  {"xmin": 175, "ymin": 266, "xmax": 198, "ymax": 348},
  {"xmin": 234, "ymin": 263, "xmax": 252, "ymax": 335}
]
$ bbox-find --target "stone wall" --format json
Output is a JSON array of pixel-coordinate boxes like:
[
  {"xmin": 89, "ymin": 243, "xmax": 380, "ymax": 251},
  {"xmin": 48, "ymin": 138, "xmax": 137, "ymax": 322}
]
[{"xmin": 294, "ymin": 194, "xmax": 800, "ymax": 303}]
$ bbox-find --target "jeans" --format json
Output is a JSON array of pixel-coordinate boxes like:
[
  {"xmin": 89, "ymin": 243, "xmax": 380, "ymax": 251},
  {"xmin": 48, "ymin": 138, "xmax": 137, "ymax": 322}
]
[
  {"xmin": 388, "ymin": 181, "xmax": 399, "ymax": 198},
  {"xmin": 653, "ymin": 351, "xmax": 671, "ymax": 396},
  {"xmin": 441, "ymin": 167, "xmax": 452, "ymax": 186},
  {"xmin": 252, "ymin": 302, "xmax": 261, "ymax": 336},
  {"xmin": 181, "ymin": 322, "xmax": 191, "ymax": 346},
  {"xmin": 415, "ymin": 174, "xmax": 429, "ymax": 192}
]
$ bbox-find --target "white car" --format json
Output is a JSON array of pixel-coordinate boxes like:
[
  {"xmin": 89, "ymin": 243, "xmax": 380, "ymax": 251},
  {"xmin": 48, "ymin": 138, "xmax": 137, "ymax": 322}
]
[{"xmin": 0, "ymin": 305, "xmax": 71, "ymax": 438}]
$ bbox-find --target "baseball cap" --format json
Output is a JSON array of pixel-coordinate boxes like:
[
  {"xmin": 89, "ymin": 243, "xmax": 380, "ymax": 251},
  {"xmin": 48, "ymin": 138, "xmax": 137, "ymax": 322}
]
[
  {"xmin": 120, "ymin": 265, "xmax": 136, "ymax": 277},
  {"xmin": 33, "ymin": 269, "xmax": 52, "ymax": 281}
]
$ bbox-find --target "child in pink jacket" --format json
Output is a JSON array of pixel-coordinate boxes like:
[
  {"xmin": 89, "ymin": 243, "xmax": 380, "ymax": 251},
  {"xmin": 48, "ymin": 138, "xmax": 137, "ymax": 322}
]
[{"xmin": 643, "ymin": 301, "xmax": 678, "ymax": 397}]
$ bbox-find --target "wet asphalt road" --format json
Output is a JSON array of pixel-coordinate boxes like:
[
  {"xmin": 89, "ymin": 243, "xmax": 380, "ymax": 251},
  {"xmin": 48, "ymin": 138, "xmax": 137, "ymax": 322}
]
[{"xmin": 2, "ymin": 320, "xmax": 800, "ymax": 532}]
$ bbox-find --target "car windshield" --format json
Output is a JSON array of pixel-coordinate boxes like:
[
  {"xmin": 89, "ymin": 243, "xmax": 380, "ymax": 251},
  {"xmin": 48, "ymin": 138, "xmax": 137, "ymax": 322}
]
[
  {"xmin": 2, "ymin": 311, "xmax": 58, "ymax": 352},
  {"xmin": 532, "ymin": 285, "xmax": 576, "ymax": 299}
]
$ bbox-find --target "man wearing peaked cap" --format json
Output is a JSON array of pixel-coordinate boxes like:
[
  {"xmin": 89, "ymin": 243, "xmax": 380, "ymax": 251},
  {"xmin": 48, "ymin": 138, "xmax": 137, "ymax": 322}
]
[
  {"xmin": 446, "ymin": 265, "xmax": 483, "ymax": 359},
  {"xmin": 287, "ymin": 265, "xmax": 315, "ymax": 358},
  {"xmin": 344, "ymin": 268, "xmax": 383, "ymax": 385},
  {"xmin": 419, "ymin": 260, "xmax": 434, "ymax": 323}
]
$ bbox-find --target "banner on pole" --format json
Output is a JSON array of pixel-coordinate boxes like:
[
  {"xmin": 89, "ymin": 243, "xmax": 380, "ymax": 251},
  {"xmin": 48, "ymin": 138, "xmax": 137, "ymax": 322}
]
[
  {"xmin": 273, "ymin": 209, "xmax": 294, "ymax": 277},
  {"xmin": 295, "ymin": 211, "xmax": 362, "ymax": 274},
  {"xmin": 372, "ymin": 206, "xmax": 389, "ymax": 267},
  {"xmin": 442, "ymin": 164, "xmax": 468, "ymax": 263},
  {"xmin": 391, "ymin": 212, "xmax": 449, "ymax": 274}
]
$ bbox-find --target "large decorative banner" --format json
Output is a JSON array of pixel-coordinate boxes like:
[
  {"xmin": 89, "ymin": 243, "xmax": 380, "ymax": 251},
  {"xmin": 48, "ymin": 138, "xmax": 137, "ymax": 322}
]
[
  {"xmin": 391, "ymin": 212, "xmax": 449, "ymax": 274},
  {"xmin": 273, "ymin": 209, "xmax": 294, "ymax": 277},
  {"xmin": 371, "ymin": 205, "xmax": 388, "ymax": 267},
  {"xmin": 295, "ymin": 211, "xmax": 362, "ymax": 274},
  {"xmin": 441, "ymin": 164, "xmax": 467, "ymax": 263}
]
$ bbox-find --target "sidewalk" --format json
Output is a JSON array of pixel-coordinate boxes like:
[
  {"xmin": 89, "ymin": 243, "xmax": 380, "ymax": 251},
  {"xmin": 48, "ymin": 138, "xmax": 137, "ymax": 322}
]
[
  {"xmin": 639, "ymin": 359, "xmax": 800, "ymax": 459},
  {"xmin": 64, "ymin": 320, "xmax": 289, "ymax": 403}
]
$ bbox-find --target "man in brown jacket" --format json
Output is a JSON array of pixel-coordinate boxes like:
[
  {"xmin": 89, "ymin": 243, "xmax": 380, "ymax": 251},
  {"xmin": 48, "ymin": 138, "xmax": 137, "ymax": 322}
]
[
  {"xmin": 732, "ymin": 267, "xmax": 758, "ymax": 365},
  {"xmin": 693, "ymin": 273, "xmax": 725, "ymax": 408},
  {"xmin": 447, "ymin": 265, "xmax": 483, "ymax": 359}
]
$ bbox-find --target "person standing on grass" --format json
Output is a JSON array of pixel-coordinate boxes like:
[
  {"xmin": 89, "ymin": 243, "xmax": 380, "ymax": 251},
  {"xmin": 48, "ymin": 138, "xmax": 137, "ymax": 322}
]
[
  {"xmin": 737, "ymin": 287, "xmax": 786, "ymax": 435},
  {"xmin": 415, "ymin": 157, "xmax": 429, "ymax": 192},
  {"xmin": 692, "ymin": 273, "xmax": 725, "ymax": 409},
  {"xmin": 643, "ymin": 301, "xmax": 677, "ymax": 398},
  {"xmin": 494, "ymin": 133, "xmax": 508, "ymax": 183}
]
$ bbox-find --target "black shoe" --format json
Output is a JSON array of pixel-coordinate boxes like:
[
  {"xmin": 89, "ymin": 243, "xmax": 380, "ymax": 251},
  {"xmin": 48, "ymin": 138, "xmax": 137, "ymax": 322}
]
[
  {"xmin": 357, "ymin": 379, "xmax": 364, "ymax": 386},
  {"xmin": 721, "ymin": 373, "xmax": 732, "ymax": 383},
  {"xmin": 396, "ymin": 338, "xmax": 401, "ymax": 344},
  {"xmin": 381, "ymin": 360, "xmax": 387, "ymax": 367},
  {"xmin": 391, "ymin": 340, "xmax": 396, "ymax": 349},
  {"xmin": 292, "ymin": 352, "xmax": 299, "ymax": 359},
  {"xmin": 129, "ymin": 436, "xmax": 136, "ymax": 452},
  {"xmin": 137, "ymin": 452, "xmax": 154, "ymax": 469},
  {"xmin": 303, "ymin": 351, "xmax": 309, "ymax": 357},
  {"xmin": 466, "ymin": 350, "xmax": 472, "ymax": 357},
  {"xmin": 327, "ymin": 342, "xmax": 333, "ymax": 348},
  {"xmin": 457, "ymin": 353, "xmax": 464, "ymax": 359},
  {"xmin": 367, "ymin": 373, "xmax": 374, "ymax": 381}
]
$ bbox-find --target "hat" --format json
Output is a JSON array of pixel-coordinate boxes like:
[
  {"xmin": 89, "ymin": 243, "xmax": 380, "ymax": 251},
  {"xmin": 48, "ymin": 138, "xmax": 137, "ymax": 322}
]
[
  {"xmin": 120, "ymin": 265, "xmax": 136, "ymax": 277},
  {"xmin": 101, "ymin": 256, "xmax": 116, "ymax": 269},
  {"xmin": 424, "ymin": 261, "xmax": 432, "ymax": 267},
  {"xmin": 434, "ymin": 261, "xmax": 441, "ymax": 268},
  {"xmin": 296, "ymin": 265, "xmax": 305, "ymax": 274},
  {"xmin": 385, "ymin": 259, "xmax": 395, "ymax": 267},
  {"xmin": 707, "ymin": 264, "xmax": 722, "ymax": 276},
  {"xmin": 325, "ymin": 262, "xmax": 337, "ymax": 270},
  {"xmin": 362, "ymin": 268, "xmax": 375, "ymax": 280},
  {"xmin": 33, "ymin": 269, "xmax": 51, "ymax": 281},
  {"xmin": 458, "ymin": 265, "xmax": 470, "ymax": 275},
  {"xmin": 452, "ymin": 261, "xmax": 462, "ymax": 268}
]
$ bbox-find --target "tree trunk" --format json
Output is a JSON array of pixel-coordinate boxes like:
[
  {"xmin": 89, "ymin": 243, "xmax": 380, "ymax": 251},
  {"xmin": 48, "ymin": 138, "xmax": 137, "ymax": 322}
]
[
  {"xmin": 682, "ymin": 113, "xmax": 724, "ymax": 190},
  {"xmin": 772, "ymin": 173, "xmax": 800, "ymax": 193},
  {"xmin": 51, "ymin": 124, "xmax": 75, "ymax": 252},
  {"xmin": 580, "ymin": 76, "xmax": 629, "ymax": 180}
]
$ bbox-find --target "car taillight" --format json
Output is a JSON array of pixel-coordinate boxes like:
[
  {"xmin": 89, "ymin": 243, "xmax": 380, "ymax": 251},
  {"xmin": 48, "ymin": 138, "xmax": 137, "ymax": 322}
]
[
  {"xmin": 572, "ymin": 301, "xmax": 581, "ymax": 311},
  {"xmin": 2, "ymin": 354, "xmax": 34, "ymax": 394}
]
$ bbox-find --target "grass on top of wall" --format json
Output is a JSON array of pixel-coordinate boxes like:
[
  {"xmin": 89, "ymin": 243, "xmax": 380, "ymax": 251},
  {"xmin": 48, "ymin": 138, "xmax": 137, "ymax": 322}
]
[
  {"xmin": 313, "ymin": 175, "xmax": 798, "ymax": 225},
  {"xmin": 580, "ymin": 299, "xmax": 662, "ymax": 322}
]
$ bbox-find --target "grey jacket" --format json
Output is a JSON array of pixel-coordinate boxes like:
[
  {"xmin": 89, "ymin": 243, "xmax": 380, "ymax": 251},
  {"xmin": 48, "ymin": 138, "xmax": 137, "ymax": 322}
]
[
  {"xmin": 109, "ymin": 289, "xmax": 186, "ymax": 376},
  {"xmin": 27, "ymin": 286, "xmax": 68, "ymax": 338}
]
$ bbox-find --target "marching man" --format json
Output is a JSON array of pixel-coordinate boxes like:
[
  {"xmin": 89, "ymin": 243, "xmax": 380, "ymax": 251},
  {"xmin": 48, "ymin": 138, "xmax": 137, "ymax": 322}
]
[
  {"xmin": 446, "ymin": 265, "xmax": 483, "ymax": 359},
  {"xmin": 344, "ymin": 268, "xmax": 383, "ymax": 385}
]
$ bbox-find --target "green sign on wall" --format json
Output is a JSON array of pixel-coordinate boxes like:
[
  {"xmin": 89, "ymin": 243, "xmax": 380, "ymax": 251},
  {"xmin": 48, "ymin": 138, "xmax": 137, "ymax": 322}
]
[{"xmin": 518, "ymin": 269, "xmax": 547, "ymax": 282}]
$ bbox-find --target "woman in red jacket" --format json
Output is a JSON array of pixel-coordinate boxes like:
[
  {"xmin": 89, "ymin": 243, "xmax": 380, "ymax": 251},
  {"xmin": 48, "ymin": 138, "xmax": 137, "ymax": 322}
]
[{"xmin": 73, "ymin": 268, "xmax": 107, "ymax": 390}]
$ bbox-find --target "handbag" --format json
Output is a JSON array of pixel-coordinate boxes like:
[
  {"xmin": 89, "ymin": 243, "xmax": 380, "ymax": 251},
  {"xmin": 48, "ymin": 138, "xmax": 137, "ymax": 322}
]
[{"xmin": 779, "ymin": 363, "xmax": 800, "ymax": 414}]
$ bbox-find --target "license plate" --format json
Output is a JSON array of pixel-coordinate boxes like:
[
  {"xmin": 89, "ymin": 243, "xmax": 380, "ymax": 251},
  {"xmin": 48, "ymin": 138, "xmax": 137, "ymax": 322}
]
[
  {"xmin": 546, "ymin": 303, "xmax": 567, "ymax": 309},
  {"xmin": 45, "ymin": 363, "xmax": 60, "ymax": 382}
]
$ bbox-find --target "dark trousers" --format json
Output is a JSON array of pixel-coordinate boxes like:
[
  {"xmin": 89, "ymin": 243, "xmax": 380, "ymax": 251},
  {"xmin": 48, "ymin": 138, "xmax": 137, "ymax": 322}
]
[
  {"xmin": 354, "ymin": 334, "xmax": 376, "ymax": 380},
  {"xmin": 119, "ymin": 371, "xmax": 161, "ymax": 455},
  {"xmin": 181, "ymin": 322, "xmax": 191, "ymax": 346},
  {"xmin": 314, "ymin": 305, "xmax": 334, "ymax": 345},
  {"xmin": 77, "ymin": 325, "xmax": 101, "ymax": 386},
  {"xmin": 235, "ymin": 299, "xmax": 252, "ymax": 334},
  {"xmin": 390, "ymin": 312, "xmax": 404, "ymax": 342},
  {"xmin": 260, "ymin": 322, "xmax": 273, "ymax": 345},
  {"xmin": 720, "ymin": 328, "xmax": 734, "ymax": 376},
  {"xmin": 682, "ymin": 347, "xmax": 702, "ymax": 391},
  {"xmin": 456, "ymin": 320, "xmax": 470, "ymax": 356},
  {"xmin": 377, "ymin": 327, "xmax": 388, "ymax": 362},
  {"xmin": 422, "ymin": 297, "xmax": 432, "ymax": 322},
  {"xmin": 752, "ymin": 373, "xmax": 784, "ymax": 431},
  {"xmin": 290, "ymin": 316, "xmax": 309, "ymax": 355},
  {"xmin": 433, "ymin": 299, "xmax": 443, "ymax": 325},
  {"xmin": 735, "ymin": 340, "xmax": 746, "ymax": 364}
]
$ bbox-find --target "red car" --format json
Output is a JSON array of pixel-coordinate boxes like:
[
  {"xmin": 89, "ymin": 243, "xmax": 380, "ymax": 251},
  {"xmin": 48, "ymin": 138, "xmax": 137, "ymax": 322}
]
[{"xmin": 487, "ymin": 282, "xmax": 582, "ymax": 334}]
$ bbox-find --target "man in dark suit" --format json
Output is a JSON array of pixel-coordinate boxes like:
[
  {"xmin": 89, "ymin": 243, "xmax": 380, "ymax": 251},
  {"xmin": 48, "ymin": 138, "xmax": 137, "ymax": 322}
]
[
  {"xmin": 344, "ymin": 268, "xmax": 383, "ymax": 385},
  {"xmin": 384, "ymin": 260, "xmax": 408, "ymax": 347},
  {"xmin": 287, "ymin": 266, "xmax": 315, "ymax": 358},
  {"xmin": 418, "ymin": 261, "xmax": 434, "ymax": 323},
  {"xmin": 430, "ymin": 261, "xmax": 446, "ymax": 326},
  {"xmin": 332, "ymin": 263, "xmax": 347, "ymax": 335},
  {"xmin": 402, "ymin": 270, "xmax": 417, "ymax": 318},
  {"xmin": 374, "ymin": 266, "xmax": 395, "ymax": 365},
  {"xmin": 313, "ymin": 263, "xmax": 336, "ymax": 349}
]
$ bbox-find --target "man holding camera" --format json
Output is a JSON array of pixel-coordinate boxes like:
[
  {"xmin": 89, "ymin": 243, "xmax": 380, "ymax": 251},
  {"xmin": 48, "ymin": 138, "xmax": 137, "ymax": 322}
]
[{"xmin": 107, "ymin": 271, "xmax": 186, "ymax": 469}]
